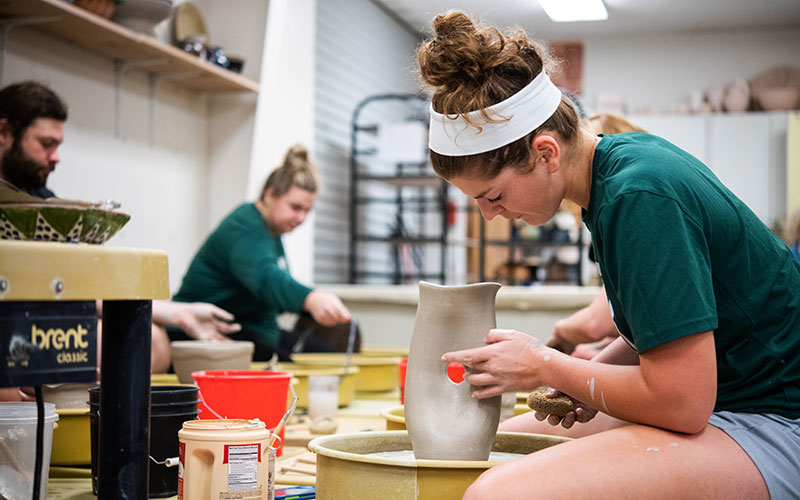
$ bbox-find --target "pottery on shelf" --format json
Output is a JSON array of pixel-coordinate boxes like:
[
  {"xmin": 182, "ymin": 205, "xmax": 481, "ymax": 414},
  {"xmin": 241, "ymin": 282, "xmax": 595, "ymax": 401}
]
[
  {"xmin": 751, "ymin": 65, "xmax": 800, "ymax": 111},
  {"xmin": 722, "ymin": 78, "xmax": 751, "ymax": 113},
  {"xmin": 405, "ymin": 281, "xmax": 502, "ymax": 461},
  {"xmin": 111, "ymin": 0, "xmax": 173, "ymax": 35},
  {"xmin": 756, "ymin": 86, "xmax": 800, "ymax": 111},
  {"xmin": 73, "ymin": 0, "xmax": 116, "ymax": 19}
]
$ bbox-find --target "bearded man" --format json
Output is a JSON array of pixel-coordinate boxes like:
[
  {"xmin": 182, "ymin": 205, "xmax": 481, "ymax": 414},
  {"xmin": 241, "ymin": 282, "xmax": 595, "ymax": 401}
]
[{"xmin": 0, "ymin": 80, "xmax": 67, "ymax": 198}]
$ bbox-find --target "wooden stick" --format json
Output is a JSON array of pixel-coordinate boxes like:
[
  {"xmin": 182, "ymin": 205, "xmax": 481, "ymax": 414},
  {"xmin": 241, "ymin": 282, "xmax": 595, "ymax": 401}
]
[
  {"xmin": 296, "ymin": 456, "xmax": 316, "ymax": 465},
  {"xmin": 0, "ymin": 438, "xmax": 26, "ymax": 475},
  {"xmin": 279, "ymin": 465, "xmax": 317, "ymax": 476}
]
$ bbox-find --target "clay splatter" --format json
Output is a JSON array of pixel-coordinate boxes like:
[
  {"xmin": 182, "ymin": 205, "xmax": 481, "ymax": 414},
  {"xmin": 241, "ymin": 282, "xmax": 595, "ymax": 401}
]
[
  {"xmin": 525, "ymin": 338, "xmax": 542, "ymax": 351},
  {"xmin": 543, "ymin": 354, "xmax": 550, "ymax": 362},
  {"xmin": 668, "ymin": 442, "xmax": 678, "ymax": 448},
  {"xmin": 646, "ymin": 447, "xmax": 660, "ymax": 452},
  {"xmin": 587, "ymin": 377, "xmax": 595, "ymax": 401}
]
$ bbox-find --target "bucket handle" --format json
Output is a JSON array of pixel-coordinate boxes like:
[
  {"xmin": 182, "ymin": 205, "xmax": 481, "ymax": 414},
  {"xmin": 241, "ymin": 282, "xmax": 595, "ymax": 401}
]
[
  {"xmin": 149, "ymin": 455, "xmax": 180, "ymax": 468},
  {"xmin": 196, "ymin": 386, "xmax": 227, "ymax": 419},
  {"xmin": 195, "ymin": 379, "xmax": 298, "ymax": 449}
]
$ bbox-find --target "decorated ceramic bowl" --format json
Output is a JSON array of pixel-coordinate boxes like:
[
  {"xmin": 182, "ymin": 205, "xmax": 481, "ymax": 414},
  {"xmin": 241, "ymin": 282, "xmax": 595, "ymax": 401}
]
[
  {"xmin": 0, "ymin": 203, "xmax": 130, "ymax": 244},
  {"xmin": 0, "ymin": 186, "xmax": 130, "ymax": 244}
]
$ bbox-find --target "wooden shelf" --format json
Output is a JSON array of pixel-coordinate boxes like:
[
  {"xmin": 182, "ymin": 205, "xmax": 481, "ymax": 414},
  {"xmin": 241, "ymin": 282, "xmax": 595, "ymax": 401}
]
[{"xmin": 0, "ymin": 0, "xmax": 259, "ymax": 93}]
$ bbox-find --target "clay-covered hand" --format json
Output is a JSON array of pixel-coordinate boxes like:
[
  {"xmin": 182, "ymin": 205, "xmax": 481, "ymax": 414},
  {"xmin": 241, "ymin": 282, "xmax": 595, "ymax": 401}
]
[
  {"xmin": 533, "ymin": 387, "xmax": 598, "ymax": 429},
  {"xmin": 441, "ymin": 329, "xmax": 549, "ymax": 399},
  {"xmin": 153, "ymin": 301, "xmax": 241, "ymax": 341},
  {"xmin": 303, "ymin": 291, "xmax": 351, "ymax": 327}
]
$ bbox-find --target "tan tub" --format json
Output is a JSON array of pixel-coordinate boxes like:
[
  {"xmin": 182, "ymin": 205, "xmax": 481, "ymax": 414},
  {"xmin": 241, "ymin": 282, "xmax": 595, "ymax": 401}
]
[{"xmin": 308, "ymin": 430, "xmax": 570, "ymax": 500}]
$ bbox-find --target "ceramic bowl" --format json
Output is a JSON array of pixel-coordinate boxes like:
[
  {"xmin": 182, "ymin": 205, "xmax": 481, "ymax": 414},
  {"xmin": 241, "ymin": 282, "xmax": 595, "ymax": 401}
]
[
  {"xmin": 757, "ymin": 86, "xmax": 800, "ymax": 111},
  {"xmin": 111, "ymin": 0, "xmax": 173, "ymax": 34},
  {"xmin": 170, "ymin": 340, "xmax": 255, "ymax": 384},
  {"xmin": 0, "ymin": 202, "xmax": 129, "ymax": 244}
]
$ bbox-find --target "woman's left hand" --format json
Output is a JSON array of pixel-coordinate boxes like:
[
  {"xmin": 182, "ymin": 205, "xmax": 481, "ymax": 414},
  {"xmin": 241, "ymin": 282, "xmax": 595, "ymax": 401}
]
[
  {"xmin": 533, "ymin": 387, "xmax": 599, "ymax": 429},
  {"xmin": 441, "ymin": 329, "xmax": 549, "ymax": 399}
]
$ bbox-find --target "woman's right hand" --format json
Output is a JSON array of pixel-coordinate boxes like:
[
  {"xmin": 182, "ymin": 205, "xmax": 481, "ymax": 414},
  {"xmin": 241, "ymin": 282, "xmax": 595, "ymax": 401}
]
[
  {"xmin": 304, "ymin": 291, "xmax": 351, "ymax": 326},
  {"xmin": 533, "ymin": 387, "xmax": 599, "ymax": 429}
]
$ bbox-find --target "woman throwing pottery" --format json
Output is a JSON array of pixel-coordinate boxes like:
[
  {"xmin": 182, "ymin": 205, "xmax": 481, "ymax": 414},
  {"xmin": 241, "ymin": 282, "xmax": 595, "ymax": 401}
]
[
  {"xmin": 425, "ymin": 12, "xmax": 800, "ymax": 500},
  {"xmin": 171, "ymin": 145, "xmax": 350, "ymax": 361}
]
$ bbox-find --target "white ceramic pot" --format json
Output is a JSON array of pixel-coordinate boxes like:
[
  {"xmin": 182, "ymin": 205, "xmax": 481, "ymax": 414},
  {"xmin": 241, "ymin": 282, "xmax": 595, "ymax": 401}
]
[{"xmin": 405, "ymin": 281, "xmax": 502, "ymax": 461}]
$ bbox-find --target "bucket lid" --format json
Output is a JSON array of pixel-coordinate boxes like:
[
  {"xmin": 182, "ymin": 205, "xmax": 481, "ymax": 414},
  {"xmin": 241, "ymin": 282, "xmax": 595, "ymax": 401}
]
[
  {"xmin": 181, "ymin": 418, "xmax": 266, "ymax": 431},
  {"xmin": 0, "ymin": 402, "xmax": 59, "ymax": 423}
]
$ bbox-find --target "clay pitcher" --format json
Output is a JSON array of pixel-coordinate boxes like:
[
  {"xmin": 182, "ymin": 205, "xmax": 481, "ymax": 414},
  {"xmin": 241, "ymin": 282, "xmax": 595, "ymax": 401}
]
[{"xmin": 405, "ymin": 281, "xmax": 502, "ymax": 460}]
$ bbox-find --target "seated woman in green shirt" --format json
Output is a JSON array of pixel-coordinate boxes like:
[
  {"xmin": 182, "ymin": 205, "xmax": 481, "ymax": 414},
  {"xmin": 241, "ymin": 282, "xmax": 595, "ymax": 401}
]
[
  {"xmin": 422, "ymin": 12, "xmax": 800, "ymax": 500},
  {"xmin": 171, "ymin": 145, "xmax": 350, "ymax": 361}
]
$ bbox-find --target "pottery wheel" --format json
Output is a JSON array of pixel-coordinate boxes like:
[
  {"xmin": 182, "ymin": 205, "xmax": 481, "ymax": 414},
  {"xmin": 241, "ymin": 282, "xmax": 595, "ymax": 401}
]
[{"xmin": 526, "ymin": 387, "xmax": 574, "ymax": 416}]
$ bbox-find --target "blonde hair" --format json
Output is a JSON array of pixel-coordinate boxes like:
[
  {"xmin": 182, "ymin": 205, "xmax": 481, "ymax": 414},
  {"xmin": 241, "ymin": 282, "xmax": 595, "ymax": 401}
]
[
  {"xmin": 585, "ymin": 113, "xmax": 647, "ymax": 135},
  {"xmin": 417, "ymin": 11, "xmax": 579, "ymax": 180},
  {"xmin": 786, "ymin": 207, "xmax": 800, "ymax": 244},
  {"xmin": 260, "ymin": 144, "xmax": 318, "ymax": 199}
]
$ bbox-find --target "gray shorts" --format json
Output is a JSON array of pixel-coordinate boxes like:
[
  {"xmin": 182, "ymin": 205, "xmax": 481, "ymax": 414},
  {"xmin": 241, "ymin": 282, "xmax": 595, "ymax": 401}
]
[{"xmin": 708, "ymin": 411, "xmax": 800, "ymax": 500}]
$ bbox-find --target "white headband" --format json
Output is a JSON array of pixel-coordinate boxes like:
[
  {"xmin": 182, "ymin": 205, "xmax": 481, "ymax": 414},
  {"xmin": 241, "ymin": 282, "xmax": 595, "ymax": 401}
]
[{"xmin": 428, "ymin": 71, "xmax": 562, "ymax": 156}]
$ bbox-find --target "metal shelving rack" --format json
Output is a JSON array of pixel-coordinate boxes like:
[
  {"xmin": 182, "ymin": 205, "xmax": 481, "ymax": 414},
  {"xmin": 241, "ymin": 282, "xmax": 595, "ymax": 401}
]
[
  {"xmin": 477, "ymin": 217, "xmax": 584, "ymax": 285},
  {"xmin": 348, "ymin": 93, "xmax": 449, "ymax": 284}
]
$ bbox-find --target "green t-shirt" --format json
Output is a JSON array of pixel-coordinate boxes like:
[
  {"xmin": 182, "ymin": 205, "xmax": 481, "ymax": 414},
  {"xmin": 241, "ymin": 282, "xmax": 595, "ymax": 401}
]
[
  {"xmin": 173, "ymin": 203, "xmax": 312, "ymax": 348},
  {"xmin": 583, "ymin": 133, "xmax": 800, "ymax": 418}
]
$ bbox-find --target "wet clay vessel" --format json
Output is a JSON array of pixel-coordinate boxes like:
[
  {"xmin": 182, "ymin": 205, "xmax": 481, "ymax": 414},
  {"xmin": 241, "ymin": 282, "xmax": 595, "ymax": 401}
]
[{"xmin": 405, "ymin": 281, "xmax": 502, "ymax": 460}]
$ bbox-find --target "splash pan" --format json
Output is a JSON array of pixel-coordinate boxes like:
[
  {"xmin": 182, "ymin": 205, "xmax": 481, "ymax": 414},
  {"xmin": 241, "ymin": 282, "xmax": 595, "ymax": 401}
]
[{"xmin": 308, "ymin": 430, "xmax": 570, "ymax": 500}]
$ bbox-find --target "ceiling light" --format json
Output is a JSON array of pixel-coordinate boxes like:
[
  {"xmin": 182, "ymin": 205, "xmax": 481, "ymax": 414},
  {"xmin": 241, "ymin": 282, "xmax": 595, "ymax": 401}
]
[{"xmin": 538, "ymin": 0, "xmax": 609, "ymax": 22}]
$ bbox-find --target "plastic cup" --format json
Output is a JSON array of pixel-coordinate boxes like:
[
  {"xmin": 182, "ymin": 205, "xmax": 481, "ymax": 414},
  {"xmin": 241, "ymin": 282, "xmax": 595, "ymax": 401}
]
[
  {"xmin": 0, "ymin": 402, "xmax": 59, "ymax": 499},
  {"xmin": 308, "ymin": 375, "xmax": 339, "ymax": 434}
]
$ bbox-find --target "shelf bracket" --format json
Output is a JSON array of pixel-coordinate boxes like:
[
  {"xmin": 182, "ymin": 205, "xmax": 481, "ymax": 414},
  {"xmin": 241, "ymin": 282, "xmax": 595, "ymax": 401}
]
[
  {"xmin": 0, "ymin": 16, "xmax": 61, "ymax": 85},
  {"xmin": 113, "ymin": 58, "xmax": 166, "ymax": 138}
]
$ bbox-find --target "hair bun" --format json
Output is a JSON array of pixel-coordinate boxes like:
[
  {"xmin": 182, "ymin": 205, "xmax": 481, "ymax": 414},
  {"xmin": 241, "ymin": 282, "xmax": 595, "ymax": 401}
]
[
  {"xmin": 283, "ymin": 144, "xmax": 309, "ymax": 169},
  {"xmin": 419, "ymin": 11, "xmax": 492, "ymax": 88}
]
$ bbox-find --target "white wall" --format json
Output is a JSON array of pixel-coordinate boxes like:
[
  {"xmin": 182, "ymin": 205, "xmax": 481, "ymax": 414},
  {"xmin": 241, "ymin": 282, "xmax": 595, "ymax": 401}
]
[
  {"xmin": 249, "ymin": 0, "xmax": 317, "ymax": 285},
  {"xmin": 196, "ymin": 0, "xmax": 267, "ymax": 231},
  {"xmin": 582, "ymin": 28, "xmax": 800, "ymax": 115}
]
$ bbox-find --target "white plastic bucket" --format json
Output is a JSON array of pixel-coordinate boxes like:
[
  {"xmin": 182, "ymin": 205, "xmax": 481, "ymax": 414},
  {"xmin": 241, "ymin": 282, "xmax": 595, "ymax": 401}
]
[{"xmin": 0, "ymin": 402, "xmax": 59, "ymax": 499}]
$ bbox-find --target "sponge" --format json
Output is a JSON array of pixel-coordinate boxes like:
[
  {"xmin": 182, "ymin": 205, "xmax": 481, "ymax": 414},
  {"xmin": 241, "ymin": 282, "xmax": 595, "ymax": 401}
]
[{"xmin": 526, "ymin": 387, "xmax": 574, "ymax": 417}]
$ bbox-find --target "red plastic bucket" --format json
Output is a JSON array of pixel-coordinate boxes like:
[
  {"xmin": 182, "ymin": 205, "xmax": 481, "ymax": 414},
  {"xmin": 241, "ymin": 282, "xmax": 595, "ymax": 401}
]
[
  {"xmin": 192, "ymin": 370, "xmax": 292, "ymax": 455},
  {"xmin": 398, "ymin": 358, "xmax": 465, "ymax": 404}
]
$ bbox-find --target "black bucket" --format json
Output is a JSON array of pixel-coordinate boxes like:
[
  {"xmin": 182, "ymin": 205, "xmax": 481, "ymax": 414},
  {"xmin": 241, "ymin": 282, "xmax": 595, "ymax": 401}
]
[{"xmin": 88, "ymin": 385, "xmax": 199, "ymax": 498}]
